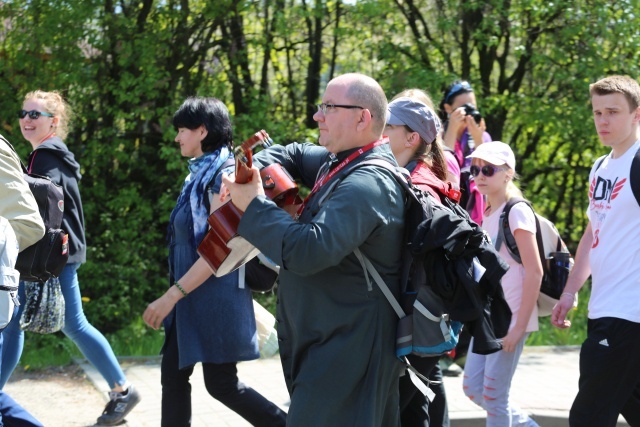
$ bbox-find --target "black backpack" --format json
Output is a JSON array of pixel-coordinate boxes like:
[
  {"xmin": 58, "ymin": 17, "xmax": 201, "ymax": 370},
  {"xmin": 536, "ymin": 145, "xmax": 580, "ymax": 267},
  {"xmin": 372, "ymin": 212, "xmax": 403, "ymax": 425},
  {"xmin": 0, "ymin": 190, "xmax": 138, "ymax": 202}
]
[
  {"xmin": 348, "ymin": 159, "xmax": 511, "ymax": 362},
  {"xmin": 3, "ymin": 137, "xmax": 69, "ymax": 282}
]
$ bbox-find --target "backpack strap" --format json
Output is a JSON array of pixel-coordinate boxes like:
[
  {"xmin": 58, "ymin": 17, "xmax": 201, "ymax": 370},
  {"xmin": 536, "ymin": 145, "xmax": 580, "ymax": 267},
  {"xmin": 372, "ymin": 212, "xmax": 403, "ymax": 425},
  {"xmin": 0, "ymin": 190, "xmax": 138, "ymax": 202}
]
[
  {"xmin": 353, "ymin": 247, "xmax": 405, "ymax": 318},
  {"xmin": 593, "ymin": 154, "xmax": 607, "ymax": 172},
  {"xmin": 593, "ymin": 147, "xmax": 640, "ymax": 207},
  {"xmin": 349, "ymin": 157, "xmax": 420, "ymax": 298},
  {"xmin": 353, "ymin": 247, "xmax": 438, "ymax": 399},
  {"xmin": 494, "ymin": 197, "xmax": 523, "ymax": 261},
  {"xmin": 632, "ymin": 147, "xmax": 640, "ymax": 208},
  {"xmin": 495, "ymin": 198, "xmax": 549, "ymax": 275}
]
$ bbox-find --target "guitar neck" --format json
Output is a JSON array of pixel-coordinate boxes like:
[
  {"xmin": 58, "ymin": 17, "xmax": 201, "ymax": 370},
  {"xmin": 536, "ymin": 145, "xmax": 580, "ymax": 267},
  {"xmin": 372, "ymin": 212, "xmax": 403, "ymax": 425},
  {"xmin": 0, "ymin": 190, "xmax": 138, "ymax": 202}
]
[{"xmin": 234, "ymin": 130, "xmax": 271, "ymax": 184}]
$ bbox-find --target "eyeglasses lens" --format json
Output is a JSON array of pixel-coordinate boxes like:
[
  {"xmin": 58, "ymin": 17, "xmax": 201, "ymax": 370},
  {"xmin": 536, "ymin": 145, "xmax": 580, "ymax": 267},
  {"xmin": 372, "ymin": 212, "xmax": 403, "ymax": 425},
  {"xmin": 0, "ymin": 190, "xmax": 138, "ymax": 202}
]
[
  {"xmin": 470, "ymin": 165, "xmax": 497, "ymax": 177},
  {"xmin": 18, "ymin": 110, "xmax": 48, "ymax": 119}
]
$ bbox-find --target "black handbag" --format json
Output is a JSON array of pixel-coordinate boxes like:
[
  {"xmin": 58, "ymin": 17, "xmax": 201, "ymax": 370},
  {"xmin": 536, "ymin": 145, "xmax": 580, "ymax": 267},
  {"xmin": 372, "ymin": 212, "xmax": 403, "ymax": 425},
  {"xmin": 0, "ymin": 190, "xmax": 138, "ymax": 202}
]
[{"xmin": 244, "ymin": 255, "xmax": 279, "ymax": 293}]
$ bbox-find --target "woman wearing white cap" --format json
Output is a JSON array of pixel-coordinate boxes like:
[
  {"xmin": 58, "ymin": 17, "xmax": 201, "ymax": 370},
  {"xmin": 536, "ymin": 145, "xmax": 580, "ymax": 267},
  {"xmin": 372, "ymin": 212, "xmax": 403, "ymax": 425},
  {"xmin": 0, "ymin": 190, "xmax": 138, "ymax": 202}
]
[
  {"xmin": 385, "ymin": 94, "xmax": 454, "ymax": 427},
  {"xmin": 463, "ymin": 141, "xmax": 542, "ymax": 427}
]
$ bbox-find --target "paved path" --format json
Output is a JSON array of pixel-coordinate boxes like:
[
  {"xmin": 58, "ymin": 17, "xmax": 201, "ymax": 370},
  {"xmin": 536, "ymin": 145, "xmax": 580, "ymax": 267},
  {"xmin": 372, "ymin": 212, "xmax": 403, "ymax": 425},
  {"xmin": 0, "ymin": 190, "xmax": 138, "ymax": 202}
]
[{"xmin": 78, "ymin": 346, "xmax": 628, "ymax": 426}]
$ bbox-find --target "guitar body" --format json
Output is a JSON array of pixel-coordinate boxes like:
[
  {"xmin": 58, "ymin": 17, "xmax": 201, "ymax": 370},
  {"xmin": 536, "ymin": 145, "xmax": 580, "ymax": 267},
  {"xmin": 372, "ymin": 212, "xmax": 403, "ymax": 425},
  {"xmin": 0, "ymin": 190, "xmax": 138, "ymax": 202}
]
[
  {"xmin": 197, "ymin": 202, "xmax": 261, "ymax": 277},
  {"xmin": 197, "ymin": 131, "xmax": 301, "ymax": 277}
]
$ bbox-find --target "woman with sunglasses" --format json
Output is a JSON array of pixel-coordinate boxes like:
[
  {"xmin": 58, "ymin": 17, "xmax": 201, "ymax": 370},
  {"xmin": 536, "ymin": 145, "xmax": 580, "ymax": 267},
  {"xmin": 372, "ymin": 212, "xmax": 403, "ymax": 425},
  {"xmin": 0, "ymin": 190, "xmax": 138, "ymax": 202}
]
[
  {"xmin": 385, "ymin": 93, "xmax": 453, "ymax": 427},
  {"xmin": 3, "ymin": 90, "xmax": 141, "ymax": 426},
  {"xmin": 463, "ymin": 141, "xmax": 542, "ymax": 427}
]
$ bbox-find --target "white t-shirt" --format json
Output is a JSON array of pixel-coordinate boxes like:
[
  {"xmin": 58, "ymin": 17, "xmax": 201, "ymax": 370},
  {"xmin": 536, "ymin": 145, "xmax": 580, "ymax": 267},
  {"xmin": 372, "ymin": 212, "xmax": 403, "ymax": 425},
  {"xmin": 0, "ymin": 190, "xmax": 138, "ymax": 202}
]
[
  {"xmin": 587, "ymin": 140, "xmax": 640, "ymax": 322},
  {"xmin": 483, "ymin": 201, "xmax": 539, "ymax": 332}
]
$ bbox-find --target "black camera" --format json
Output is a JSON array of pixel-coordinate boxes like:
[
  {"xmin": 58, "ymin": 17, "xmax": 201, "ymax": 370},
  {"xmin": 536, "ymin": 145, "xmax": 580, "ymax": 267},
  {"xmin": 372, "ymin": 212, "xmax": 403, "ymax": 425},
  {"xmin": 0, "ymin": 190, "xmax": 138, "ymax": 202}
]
[{"xmin": 462, "ymin": 103, "xmax": 482, "ymax": 125}]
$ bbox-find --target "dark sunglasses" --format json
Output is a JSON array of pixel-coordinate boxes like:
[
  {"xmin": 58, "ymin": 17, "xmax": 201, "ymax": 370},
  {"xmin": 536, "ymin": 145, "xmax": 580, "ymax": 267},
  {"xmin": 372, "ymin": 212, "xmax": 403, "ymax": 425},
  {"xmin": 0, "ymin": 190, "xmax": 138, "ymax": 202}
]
[
  {"xmin": 470, "ymin": 164, "xmax": 508, "ymax": 178},
  {"xmin": 18, "ymin": 110, "xmax": 54, "ymax": 120}
]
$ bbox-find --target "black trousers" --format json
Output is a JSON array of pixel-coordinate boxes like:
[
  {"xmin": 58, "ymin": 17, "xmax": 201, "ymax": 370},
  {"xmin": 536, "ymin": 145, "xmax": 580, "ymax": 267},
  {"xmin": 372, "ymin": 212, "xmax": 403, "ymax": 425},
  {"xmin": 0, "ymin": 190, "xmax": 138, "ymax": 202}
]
[
  {"xmin": 570, "ymin": 317, "xmax": 640, "ymax": 427},
  {"xmin": 400, "ymin": 355, "xmax": 450, "ymax": 427},
  {"xmin": 161, "ymin": 323, "xmax": 287, "ymax": 427}
]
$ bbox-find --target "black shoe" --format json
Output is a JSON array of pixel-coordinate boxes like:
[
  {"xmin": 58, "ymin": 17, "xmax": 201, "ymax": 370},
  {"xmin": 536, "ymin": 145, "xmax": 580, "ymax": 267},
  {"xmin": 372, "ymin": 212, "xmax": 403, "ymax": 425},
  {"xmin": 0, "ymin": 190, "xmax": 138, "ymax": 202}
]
[{"xmin": 97, "ymin": 384, "xmax": 141, "ymax": 426}]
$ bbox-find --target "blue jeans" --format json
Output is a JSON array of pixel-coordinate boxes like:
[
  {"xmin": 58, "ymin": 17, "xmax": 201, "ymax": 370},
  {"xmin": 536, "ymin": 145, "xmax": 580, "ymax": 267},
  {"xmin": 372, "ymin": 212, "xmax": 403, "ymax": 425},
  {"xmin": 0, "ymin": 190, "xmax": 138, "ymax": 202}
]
[
  {"xmin": 0, "ymin": 308, "xmax": 43, "ymax": 426},
  {"xmin": 0, "ymin": 263, "xmax": 127, "ymax": 389}
]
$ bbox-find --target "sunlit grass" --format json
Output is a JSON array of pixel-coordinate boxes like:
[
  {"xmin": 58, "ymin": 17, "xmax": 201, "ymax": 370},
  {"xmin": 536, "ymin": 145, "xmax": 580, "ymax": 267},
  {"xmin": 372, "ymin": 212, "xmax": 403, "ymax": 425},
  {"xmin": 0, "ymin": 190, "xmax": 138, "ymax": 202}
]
[{"xmin": 19, "ymin": 317, "xmax": 165, "ymax": 371}]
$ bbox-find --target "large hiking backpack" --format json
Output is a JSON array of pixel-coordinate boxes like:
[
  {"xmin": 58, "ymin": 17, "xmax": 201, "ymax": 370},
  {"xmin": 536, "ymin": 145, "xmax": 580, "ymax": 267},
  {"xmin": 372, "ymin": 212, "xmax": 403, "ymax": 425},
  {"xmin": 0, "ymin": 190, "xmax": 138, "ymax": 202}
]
[
  {"xmin": 349, "ymin": 159, "xmax": 511, "ymax": 361},
  {"xmin": 4, "ymin": 138, "xmax": 69, "ymax": 282},
  {"xmin": 594, "ymin": 146, "xmax": 640, "ymax": 207},
  {"xmin": 495, "ymin": 198, "xmax": 574, "ymax": 317}
]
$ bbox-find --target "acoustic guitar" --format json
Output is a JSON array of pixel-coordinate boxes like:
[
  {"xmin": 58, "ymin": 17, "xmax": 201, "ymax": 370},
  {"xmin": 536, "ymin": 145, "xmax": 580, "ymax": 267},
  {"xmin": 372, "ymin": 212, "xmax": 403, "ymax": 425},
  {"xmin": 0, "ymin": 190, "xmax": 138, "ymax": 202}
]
[{"xmin": 197, "ymin": 130, "xmax": 301, "ymax": 277}]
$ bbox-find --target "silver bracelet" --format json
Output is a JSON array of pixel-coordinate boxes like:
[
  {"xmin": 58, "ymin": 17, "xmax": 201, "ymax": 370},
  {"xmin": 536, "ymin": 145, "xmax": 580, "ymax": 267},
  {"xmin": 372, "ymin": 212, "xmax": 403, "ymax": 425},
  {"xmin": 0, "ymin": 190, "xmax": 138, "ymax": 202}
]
[{"xmin": 561, "ymin": 292, "xmax": 576, "ymax": 303}]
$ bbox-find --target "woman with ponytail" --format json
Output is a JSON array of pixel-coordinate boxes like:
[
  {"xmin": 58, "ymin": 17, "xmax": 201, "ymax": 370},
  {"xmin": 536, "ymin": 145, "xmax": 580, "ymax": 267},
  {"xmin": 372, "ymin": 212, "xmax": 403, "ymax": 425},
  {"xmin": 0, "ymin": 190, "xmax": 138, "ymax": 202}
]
[{"xmin": 385, "ymin": 92, "xmax": 453, "ymax": 427}]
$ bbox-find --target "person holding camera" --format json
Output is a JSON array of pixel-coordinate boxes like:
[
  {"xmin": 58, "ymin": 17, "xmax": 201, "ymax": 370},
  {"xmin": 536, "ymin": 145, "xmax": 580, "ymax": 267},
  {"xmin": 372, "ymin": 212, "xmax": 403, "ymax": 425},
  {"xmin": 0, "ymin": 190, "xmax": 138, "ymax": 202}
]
[{"xmin": 438, "ymin": 80, "xmax": 491, "ymax": 170}]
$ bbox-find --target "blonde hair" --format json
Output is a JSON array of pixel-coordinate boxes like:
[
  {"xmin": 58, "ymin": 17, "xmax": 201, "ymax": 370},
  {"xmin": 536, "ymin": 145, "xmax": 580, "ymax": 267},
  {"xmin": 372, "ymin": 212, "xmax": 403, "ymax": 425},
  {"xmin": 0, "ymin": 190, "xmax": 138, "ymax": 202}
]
[
  {"xmin": 505, "ymin": 171, "xmax": 524, "ymax": 200},
  {"xmin": 392, "ymin": 88, "xmax": 435, "ymax": 110},
  {"xmin": 24, "ymin": 90, "xmax": 73, "ymax": 140}
]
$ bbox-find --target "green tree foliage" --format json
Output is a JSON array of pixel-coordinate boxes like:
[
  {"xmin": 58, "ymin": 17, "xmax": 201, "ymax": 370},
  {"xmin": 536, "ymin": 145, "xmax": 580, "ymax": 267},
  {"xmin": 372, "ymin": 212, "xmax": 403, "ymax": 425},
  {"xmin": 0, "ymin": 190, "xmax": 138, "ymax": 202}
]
[
  {"xmin": 373, "ymin": 0, "xmax": 640, "ymax": 244},
  {"xmin": 0, "ymin": 0, "xmax": 638, "ymax": 333}
]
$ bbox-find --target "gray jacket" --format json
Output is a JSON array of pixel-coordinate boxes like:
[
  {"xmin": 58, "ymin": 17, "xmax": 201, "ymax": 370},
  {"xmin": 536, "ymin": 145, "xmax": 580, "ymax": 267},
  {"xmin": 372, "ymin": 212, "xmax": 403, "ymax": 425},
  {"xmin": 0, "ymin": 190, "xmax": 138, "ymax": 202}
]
[
  {"xmin": 0, "ymin": 135, "xmax": 44, "ymax": 251},
  {"xmin": 240, "ymin": 142, "xmax": 405, "ymax": 427}
]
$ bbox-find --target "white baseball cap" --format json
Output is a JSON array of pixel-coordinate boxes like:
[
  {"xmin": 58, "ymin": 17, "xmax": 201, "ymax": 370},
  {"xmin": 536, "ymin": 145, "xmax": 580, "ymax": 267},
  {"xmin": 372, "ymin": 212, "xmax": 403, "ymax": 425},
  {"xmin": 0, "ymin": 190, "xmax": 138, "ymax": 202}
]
[{"xmin": 467, "ymin": 141, "xmax": 516, "ymax": 169}]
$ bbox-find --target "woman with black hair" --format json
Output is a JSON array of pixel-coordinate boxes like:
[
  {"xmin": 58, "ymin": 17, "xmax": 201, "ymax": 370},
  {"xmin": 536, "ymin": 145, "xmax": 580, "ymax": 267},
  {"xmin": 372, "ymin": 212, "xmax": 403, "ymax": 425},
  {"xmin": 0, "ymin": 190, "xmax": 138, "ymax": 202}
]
[{"xmin": 143, "ymin": 97, "xmax": 287, "ymax": 427}]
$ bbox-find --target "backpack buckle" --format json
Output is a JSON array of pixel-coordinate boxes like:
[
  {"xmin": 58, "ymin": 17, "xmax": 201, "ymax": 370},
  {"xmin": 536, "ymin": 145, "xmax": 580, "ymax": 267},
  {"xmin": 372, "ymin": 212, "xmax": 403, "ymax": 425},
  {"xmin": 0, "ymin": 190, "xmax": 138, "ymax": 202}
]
[{"xmin": 446, "ymin": 185, "xmax": 461, "ymax": 203}]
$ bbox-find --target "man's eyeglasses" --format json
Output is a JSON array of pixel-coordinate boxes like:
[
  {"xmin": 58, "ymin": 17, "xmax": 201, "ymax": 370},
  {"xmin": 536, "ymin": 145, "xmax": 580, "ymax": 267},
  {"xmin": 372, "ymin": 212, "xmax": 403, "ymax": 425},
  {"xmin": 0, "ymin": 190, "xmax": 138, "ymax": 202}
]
[
  {"xmin": 470, "ymin": 164, "xmax": 508, "ymax": 178},
  {"xmin": 18, "ymin": 110, "xmax": 54, "ymax": 120},
  {"xmin": 317, "ymin": 103, "xmax": 364, "ymax": 115}
]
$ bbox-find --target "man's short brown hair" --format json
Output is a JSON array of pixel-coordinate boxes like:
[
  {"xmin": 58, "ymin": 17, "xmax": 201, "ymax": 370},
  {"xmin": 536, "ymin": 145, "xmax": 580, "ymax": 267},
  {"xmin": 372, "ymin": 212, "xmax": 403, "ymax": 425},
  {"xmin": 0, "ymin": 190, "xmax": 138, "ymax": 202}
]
[{"xmin": 590, "ymin": 75, "xmax": 640, "ymax": 112}]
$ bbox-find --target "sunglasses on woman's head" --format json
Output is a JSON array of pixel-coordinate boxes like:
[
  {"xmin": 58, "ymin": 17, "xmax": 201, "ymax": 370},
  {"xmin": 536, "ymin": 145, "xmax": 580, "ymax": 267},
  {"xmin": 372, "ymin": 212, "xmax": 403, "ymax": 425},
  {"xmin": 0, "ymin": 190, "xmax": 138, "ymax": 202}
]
[
  {"xmin": 18, "ymin": 110, "xmax": 54, "ymax": 120},
  {"xmin": 444, "ymin": 81, "xmax": 473, "ymax": 105},
  {"xmin": 470, "ymin": 164, "xmax": 508, "ymax": 178}
]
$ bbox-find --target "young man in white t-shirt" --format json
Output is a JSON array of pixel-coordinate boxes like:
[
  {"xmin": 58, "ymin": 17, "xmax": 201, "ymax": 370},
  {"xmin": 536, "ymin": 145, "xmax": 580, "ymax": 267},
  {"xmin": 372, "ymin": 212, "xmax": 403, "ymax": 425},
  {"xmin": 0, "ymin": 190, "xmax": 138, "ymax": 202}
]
[{"xmin": 552, "ymin": 75, "xmax": 640, "ymax": 427}]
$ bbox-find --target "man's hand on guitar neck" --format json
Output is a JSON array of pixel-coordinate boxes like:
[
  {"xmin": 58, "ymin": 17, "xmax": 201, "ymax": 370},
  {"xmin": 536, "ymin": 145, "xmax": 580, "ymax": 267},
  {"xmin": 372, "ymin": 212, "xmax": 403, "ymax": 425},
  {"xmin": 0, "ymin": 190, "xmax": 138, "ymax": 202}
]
[{"xmin": 222, "ymin": 165, "xmax": 265, "ymax": 212}]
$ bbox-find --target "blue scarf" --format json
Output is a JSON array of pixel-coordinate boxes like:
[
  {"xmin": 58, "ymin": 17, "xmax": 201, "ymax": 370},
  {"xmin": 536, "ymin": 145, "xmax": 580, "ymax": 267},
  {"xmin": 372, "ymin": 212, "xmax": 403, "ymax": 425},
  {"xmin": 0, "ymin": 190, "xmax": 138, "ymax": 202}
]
[{"xmin": 171, "ymin": 146, "xmax": 232, "ymax": 248}]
